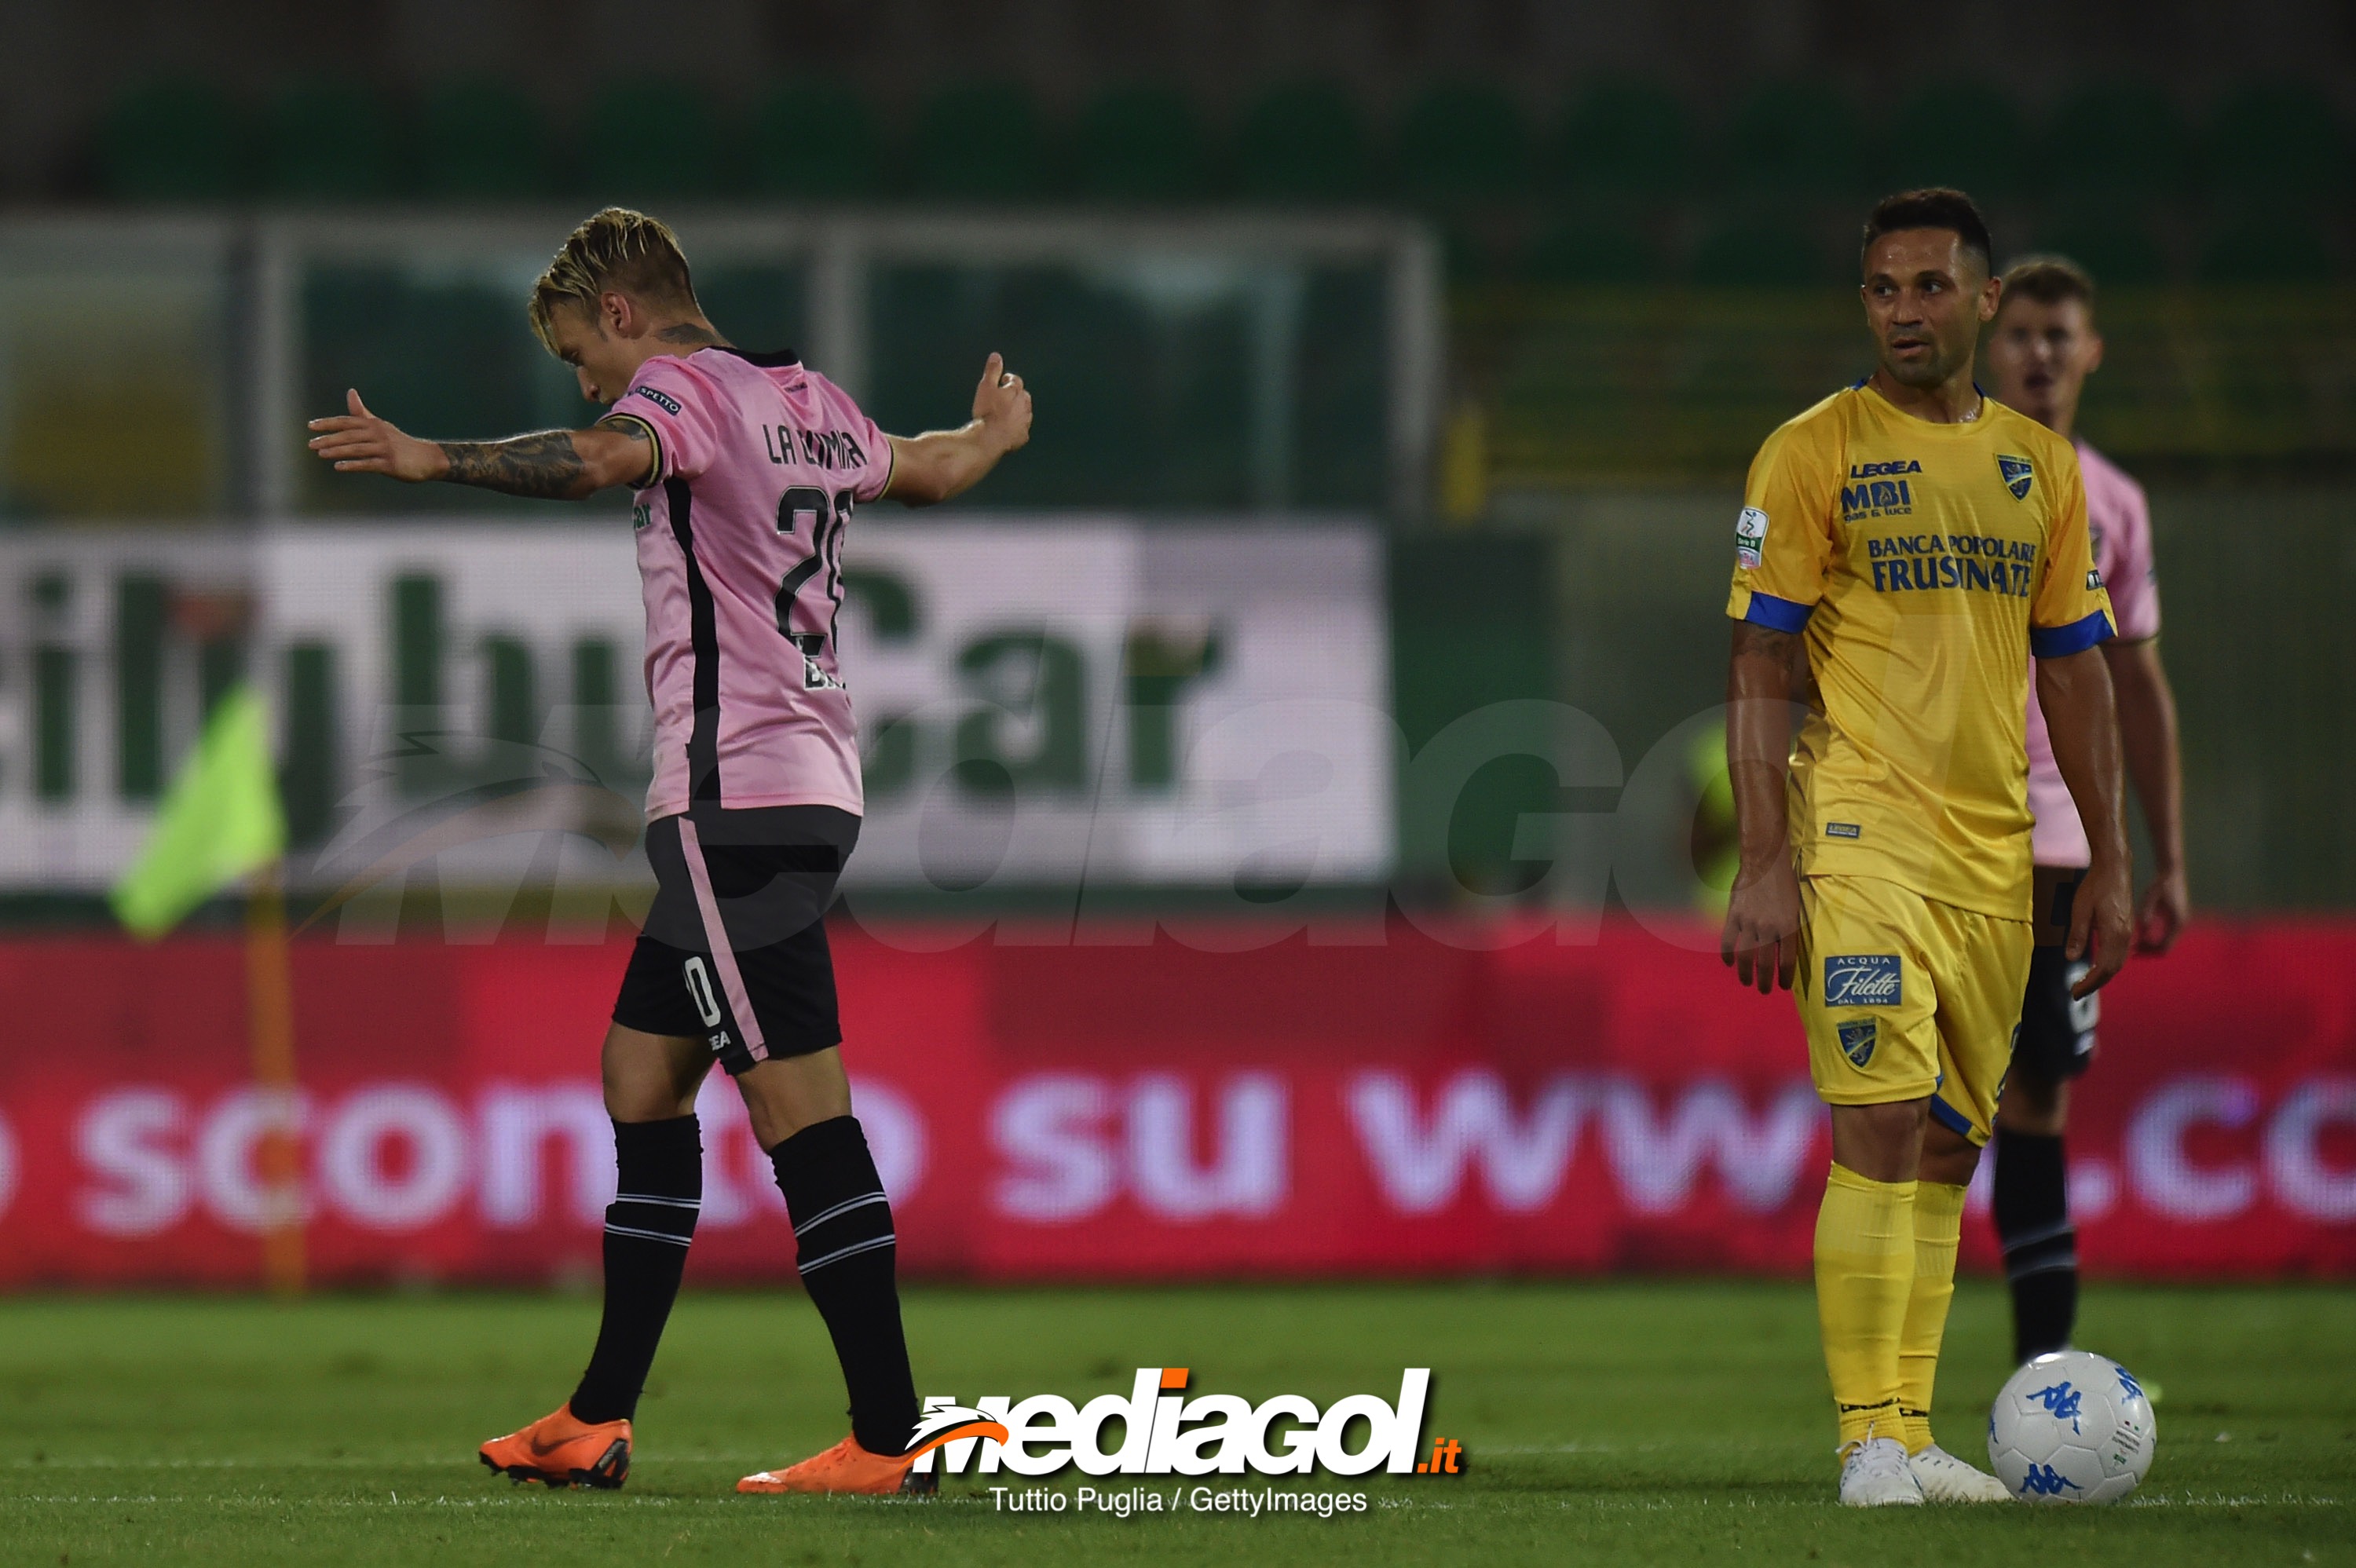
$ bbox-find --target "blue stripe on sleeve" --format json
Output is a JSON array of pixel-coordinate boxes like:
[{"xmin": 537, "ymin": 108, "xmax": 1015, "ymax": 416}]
[
  {"xmin": 1741, "ymin": 593, "xmax": 1815, "ymax": 633},
  {"xmin": 2029, "ymin": 609, "xmax": 2115, "ymax": 659}
]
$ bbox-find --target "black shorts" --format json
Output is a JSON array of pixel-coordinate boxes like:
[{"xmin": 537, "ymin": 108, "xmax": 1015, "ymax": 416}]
[
  {"xmin": 2014, "ymin": 943, "xmax": 2099, "ymax": 1083},
  {"xmin": 611, "ymin": 805, "xmax": 861, "ymax": 1075}
]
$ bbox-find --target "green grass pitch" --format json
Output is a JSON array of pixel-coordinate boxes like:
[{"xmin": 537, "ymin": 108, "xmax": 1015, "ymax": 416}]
[{"xmin": 1, "ymin": 1281, "xmax": 2348, "ymax": 1566}]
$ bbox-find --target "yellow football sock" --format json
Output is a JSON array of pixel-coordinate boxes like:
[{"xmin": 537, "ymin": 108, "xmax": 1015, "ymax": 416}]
[
  {"xmin": 1816, "ymin": 1162, "xmax": 1917, "ymax": 1449},
  {"xmin": 1898, "ymin": 1178, "xmax": 1968, "ymax": 1453}
]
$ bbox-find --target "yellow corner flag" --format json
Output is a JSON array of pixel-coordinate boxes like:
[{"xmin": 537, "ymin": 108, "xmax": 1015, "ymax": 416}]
[{"xmin": 111, "ymin": 683, "xmax": 287, "ymax": 940}]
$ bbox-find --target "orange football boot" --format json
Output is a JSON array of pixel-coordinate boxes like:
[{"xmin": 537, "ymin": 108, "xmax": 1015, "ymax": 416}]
[
  {"xmin": 737, "ymin": 1412, "xmax": 1008, "ymax": 1497},
  {"xmin": 737, "ymin": 1435, "xmax": 921, "ymax": 1496},
  {"xmin": 478, "ymin": 1404, "xmax": 631, "ymax": 1489}
]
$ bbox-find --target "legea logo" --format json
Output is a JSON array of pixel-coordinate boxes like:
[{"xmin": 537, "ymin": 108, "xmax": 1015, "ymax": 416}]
[{"xmin": 909, "ymin": 1367, "xmax": 1441, "ymax": 1478}]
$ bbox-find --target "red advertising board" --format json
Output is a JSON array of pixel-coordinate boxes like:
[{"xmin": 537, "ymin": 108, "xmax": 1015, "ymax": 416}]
[{"xmin": 0, "ymin": 920, "xmax": 2349, "ymax": 1286}]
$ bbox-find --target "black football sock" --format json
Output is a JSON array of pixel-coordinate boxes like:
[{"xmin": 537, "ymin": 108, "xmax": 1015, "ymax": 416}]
[
  {"xmin": 569, "ymin": 1115, "xmax": 702, "ymax": 1424},
  {"xmin": 770, "ymin": 1115, "xmax": 920, "ymax": 1457},
  {"xmin": 1992, "ymin": 1125, "xmax": 2077, "ymax": 1363}
]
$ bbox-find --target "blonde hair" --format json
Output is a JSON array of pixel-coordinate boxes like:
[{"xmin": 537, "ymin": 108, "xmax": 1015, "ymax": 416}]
[{"xmin": 528, "ymin": 207, "xmax": 698, "ymax": 353}]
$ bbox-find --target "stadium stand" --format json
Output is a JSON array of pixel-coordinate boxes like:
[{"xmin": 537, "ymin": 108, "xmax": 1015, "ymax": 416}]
[
  {"xmin": 1889, "ymin": 79, "xmax": 2030, "ymax": 200},
  {"xmin": 2045, "ymin": 78, "xmax": 2193, "ymax": 198},
  {"xmin": 1550, "ymin": 79, "xmax": 1692, "ymax": 196},
  {"xmin": 100, "ymin": 79, "xmax": 246, "ymax": 199},
  {"xmin": 909, "ymin": 82, "xmax": 1048, "ymax": 199},
  {"xmin": 2036, "ymin": 207, "xmax": 2171, "ymax": 285},
  {"xmin": 1721, "ymin": 80, "xmax": 1866, "ymax": 199},
  {"xmin": 416, "ymin": 79, "xmax": 548, "ymax": 199},
  {"xmin": 1234, "ymin": 80, "xmax": 1370, "ymax": 200},
  {"xmin": 751, "ymin": 76, "xmax": 884, "ymax": 198},
  {"xmin": 585, "ymin": 79, "xmax": 730, "ymax": 199},
  {"xmin": 2204, "ymin": 80, "xmax": 2347, "ymax": 195},
  {"xmin": 2200, "ymin": 209, "xmax": 2338, "ymax": 283},
  {"xmin": 1394, "ymin": 82, "xmax": 1534, "ymax": 203},
  {"xmin": 263, "ymin": 80, "xmax": 396, "ymax": 200},
  {"xmin": 66, "ymin": 68, "xmax": 2356, "ymax": 291},
  {"xmin": 1524, "ymin": 215, "xmax": 1665, "ymax": 284},
  {"xmin": 1689, "ymin": 212, "xmax": 1830, "ymax": 286},
  {"xmin": 1073, "ymin": 85, "xmax": 1208, "ymax": 200}
]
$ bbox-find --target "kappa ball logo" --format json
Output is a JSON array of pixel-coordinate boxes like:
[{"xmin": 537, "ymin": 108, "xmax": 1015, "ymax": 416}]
[
  {"xmin": 1823, "ymin": 954, "xmax": 1902, "ymax": 1008},
  {"xmin": 2018, "ymin": 1462, "xmax": 2082, "ymax": 1497},
  {"xmin": 1837, "ymin": 1018, "xmax": 1877, "ymax": 1068},
  {"xmin": 2030, "ymin": 1380, "xmax": 2085, "ymax": 1433},
  {"xmin": 1998, "ymin": 454, "xmax": 2034, "ymax": 500},
  {"xmin": 908, "ymin": 1367, "xmax": 1439, "ymax": 1479}
]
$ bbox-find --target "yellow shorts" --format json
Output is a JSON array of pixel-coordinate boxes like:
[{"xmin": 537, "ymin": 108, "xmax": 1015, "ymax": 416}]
[{"xmin": 1794, "ymin": 873, "xmax": 2032, "ymax": 1146}]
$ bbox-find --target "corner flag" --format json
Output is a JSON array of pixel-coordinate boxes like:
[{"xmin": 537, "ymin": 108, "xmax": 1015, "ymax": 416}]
[
  {"xmin": 111, "ymin": 683, "xmax": 287, "ymax": 939},
  {"xmin": 109, "ymin": 680, "xmax": 305, "ymax": 1291}
]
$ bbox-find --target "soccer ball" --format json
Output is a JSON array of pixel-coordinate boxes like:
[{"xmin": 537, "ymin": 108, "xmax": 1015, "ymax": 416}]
[{"xmin": 1987, "ymin": 1351, "xmax": 2157, "ymax": 1504}]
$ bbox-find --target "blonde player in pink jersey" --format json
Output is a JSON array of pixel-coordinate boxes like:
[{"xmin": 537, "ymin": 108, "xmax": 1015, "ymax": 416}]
[
  {"xmin": 1983, "ymin": 256, "xmax": 2187, "ymax": 1365},
  {"xmin": 307, "ymin": 208, "xmax": 1030, "ymax": 1497}
]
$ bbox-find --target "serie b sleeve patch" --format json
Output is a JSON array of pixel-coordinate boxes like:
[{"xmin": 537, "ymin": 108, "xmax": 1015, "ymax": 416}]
[{"xmin": 1735, "ymin": 506, "xmax": 1769, "ymax": 569}]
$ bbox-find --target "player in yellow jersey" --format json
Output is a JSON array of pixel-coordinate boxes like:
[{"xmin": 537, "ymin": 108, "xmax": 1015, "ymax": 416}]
[{"xmin": 1718, "ymin": 189, "xmax": 2134, "ymax": 1507}]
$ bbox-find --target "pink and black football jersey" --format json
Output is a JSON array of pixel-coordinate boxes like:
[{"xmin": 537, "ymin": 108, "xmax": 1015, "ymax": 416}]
[{"xmin": 615, "ymin": 347, "xmax": 892, "ymax": 821}]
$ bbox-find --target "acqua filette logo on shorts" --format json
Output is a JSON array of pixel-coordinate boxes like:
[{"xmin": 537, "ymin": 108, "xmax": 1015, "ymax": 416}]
[{"xmin": 907, "ymin": 1366, "xmax": 1455, "ymax": 1480}]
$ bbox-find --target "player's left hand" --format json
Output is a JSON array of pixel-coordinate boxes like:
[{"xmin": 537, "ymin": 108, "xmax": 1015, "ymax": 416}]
[
  {"xmin": 2133, "ymin": 864, "xmax": 2189, "ymax": 955},
  {"xmin": 306, "ymin": 389, "xmax": 449, "ymax": 482},
  {"xmin": 2066, "ymin": 855, "xmax": 2134, "ymax": 997}
]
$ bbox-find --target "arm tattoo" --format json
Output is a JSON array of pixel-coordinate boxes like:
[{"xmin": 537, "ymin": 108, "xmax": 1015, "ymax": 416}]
[
  {"xmin": 594, "ymin": 415, "xmax": 658, "ymax": 487},
  {"xmin": 437, "ymin": 430, "xmax": 587, "ymax": 499}
]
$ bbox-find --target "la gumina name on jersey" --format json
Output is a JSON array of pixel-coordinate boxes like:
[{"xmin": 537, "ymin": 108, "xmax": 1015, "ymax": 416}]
[{"xmin": 908, "ymin": 1367, "xmax": 1433, "ymax": 1478}]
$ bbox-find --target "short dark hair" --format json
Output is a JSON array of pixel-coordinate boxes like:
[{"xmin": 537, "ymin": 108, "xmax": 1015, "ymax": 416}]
[
  {"xmin": 1999, "ymin": 254, "xmax": 2095, "ymax": 313},
  {"xmin": 1860, "ymin": 188, "xmax": 1994, "ymax": 278}
]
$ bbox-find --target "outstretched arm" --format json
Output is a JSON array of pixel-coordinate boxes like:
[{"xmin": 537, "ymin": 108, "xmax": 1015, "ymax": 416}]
[
  {"xmin": 883, "ymin": 353, "xmax": 1033, "ymax": 506},
  {"xmin": 1721, "ymin": 620, "xmax": 1806, "ymax": 993},
  {"xmin": 2037, "ymin": 646, "xmax": 2135, "ymax": 995},
  {"xmin": 307, "ymin": 389, "xmax": 655, "ymax": 500}
]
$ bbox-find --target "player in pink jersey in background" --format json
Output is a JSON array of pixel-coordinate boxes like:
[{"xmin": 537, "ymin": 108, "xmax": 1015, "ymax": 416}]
[
  {"xmin": 1983, "ymin": 255, "xmax": 2187, "ymax": 1365},
  {"xmin": 308, "ymin": 208, "xmax": 1029, "ymax": 1497}
]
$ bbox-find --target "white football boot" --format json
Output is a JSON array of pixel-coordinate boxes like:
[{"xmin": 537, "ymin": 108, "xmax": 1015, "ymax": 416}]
[
  {"xmin": 1837, "ymin": 1435, "xmax": 1926, "ymax": 1507},
  {"xmin": 1908, "ymin": 1443, "xmax": 2012, "ymax": 1502}
]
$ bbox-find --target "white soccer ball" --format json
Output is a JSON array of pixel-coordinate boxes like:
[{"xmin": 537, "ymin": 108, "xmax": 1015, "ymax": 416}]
[{"xmin": 1987, "ymin": 1350, "xmax": 2157, "ymax": 1504}]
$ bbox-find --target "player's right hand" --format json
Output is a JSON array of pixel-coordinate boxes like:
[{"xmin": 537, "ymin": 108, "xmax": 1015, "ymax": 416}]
[
  {"xmin": 2066, "ymin": 855, "xmax": 2134, "ymax": 997},
  {"xmin": 1722, "ymin": 856, "xmax": 1803, "ymax": 995},
  {"xmin": 306, "ymin": 389, "xmax": 449, "ymax": 482},
  {"xmin": 971, "ymin": 353, "xmax": 1033, "ymax": 455},
  {"xmin": 2134, "ymin": 864, "xmax": 2190, "ymax": 955}
]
